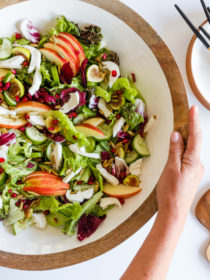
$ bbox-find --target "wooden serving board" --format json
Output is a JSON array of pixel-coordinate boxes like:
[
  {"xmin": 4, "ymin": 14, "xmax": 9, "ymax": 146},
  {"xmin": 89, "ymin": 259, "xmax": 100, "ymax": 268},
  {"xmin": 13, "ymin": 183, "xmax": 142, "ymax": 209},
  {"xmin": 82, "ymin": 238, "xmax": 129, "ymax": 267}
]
[{"xmin": 0, "ymin": 0, "xmax": 189, "ymax": 270}]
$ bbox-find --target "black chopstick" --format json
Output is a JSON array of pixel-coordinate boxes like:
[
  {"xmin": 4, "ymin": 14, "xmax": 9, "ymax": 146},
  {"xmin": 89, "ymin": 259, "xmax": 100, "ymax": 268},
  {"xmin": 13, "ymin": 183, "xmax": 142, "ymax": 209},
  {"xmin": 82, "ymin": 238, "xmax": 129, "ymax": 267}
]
[
  {"xmin": 175, "ymin": 4, "xmax": 210, "ymax": 49},
  {"xmin": 199, "ymin": 25, "xmax": 210, "ymax": 40},
  {"xmin": 207, "ymin": 7, "xmax": 210, "ymax": 14},
  {"xmin": 200, "ymin": 0, "xmax": 210, "ymax": 24}
]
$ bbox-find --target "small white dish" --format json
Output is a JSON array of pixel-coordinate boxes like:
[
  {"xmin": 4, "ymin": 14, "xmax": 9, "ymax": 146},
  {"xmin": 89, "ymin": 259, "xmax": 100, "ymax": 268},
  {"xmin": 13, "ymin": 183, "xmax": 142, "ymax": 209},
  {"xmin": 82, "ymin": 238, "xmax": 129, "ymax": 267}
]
[{"xmin": 186, "ymin": 21, "xmax": 210, "ymax": 110}]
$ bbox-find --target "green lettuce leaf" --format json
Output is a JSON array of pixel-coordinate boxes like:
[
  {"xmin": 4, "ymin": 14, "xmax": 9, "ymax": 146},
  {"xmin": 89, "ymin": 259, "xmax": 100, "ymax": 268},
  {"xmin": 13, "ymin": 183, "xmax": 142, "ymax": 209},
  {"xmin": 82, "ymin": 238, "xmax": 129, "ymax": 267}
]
[
  {"xmin": 95, "ymin": 86, "xmax": 111, "ymax": 102},
  {"xmin": 91, "ymin": 204, "xmax": 107, "ymax": 217},
  {"xmin": 13, "ymin": 218, "xmax": 33, "ymax": 235},
  {"xmin": 60, "ymin": 145, "xmax": 89, "ymax": 174},
  {"xmin": 112, "ymin": 77, "xmax": 137, "ymax": 103},
  {"xmin": 2, "ymin": 160, "xmax": 37, "ymax": 184},
  {"xmin": 70, "ymin": 76, "xmax": 84, "ymax": 91},
  {"xmin": 4, "ymin": 199, "xmax": 25, "ymax": 226},
  {"xmin": 63, "ymin": 192, "xmax": 103, "ymax": 235},
  {"xmin": 40, "ymin": 61, "xmax": 54, "ymax": 87},
  {"xmin": 81, "ymin": 107, "xmax": 96, "ymax": 118},
  {"xmin": 89, "ymin": 164, "xmax": 103, "ymax": 191},
  {"xmin": 120, "ymin": 103, "xmax": 144, "ymax": 130},
  {"xmin": 56, "ymin": 16, "xmax": 80, "ymax": 36},
  {"xmin": 48, "ymin": 110, "xmax": 89, "ymax": 146},
  {"xmin": 81, "ymin": 43, "xmax": 102, "ymax": 60},
  {"xmin": 34, "ymin": 196, "xmax": 60, "ymax": 213}
]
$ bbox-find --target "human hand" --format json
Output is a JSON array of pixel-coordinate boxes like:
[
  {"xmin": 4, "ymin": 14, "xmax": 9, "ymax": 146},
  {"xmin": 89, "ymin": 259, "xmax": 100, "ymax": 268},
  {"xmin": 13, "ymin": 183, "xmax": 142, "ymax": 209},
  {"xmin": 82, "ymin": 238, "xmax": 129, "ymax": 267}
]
[{"xmin": 156, "ymin": 105, "xmax": 204, "ymax": 222}]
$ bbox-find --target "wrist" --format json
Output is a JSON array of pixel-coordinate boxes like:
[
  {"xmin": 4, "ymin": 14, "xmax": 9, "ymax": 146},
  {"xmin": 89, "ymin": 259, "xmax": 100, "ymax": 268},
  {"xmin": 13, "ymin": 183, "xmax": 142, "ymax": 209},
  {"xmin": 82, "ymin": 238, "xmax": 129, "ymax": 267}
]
[{"xmin": 157, "ymin": 208, "xmax": 187, "ymax": 228}]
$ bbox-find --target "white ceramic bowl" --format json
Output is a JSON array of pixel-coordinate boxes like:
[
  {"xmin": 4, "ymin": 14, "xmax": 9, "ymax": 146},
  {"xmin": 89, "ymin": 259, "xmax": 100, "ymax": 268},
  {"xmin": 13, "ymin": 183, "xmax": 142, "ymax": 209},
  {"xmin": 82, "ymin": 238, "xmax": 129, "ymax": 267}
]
[{"xmin": 0, "ymin": 0, "xmax": 173, "ymax": 255}]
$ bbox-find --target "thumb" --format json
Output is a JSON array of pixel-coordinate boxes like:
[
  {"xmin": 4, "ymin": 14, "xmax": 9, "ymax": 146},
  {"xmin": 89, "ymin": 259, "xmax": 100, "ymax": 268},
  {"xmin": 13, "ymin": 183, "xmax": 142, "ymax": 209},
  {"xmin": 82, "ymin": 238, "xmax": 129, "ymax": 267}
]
[{"xmin": 167, "ymin": 131, "xmax": 184, "ymax": 170}]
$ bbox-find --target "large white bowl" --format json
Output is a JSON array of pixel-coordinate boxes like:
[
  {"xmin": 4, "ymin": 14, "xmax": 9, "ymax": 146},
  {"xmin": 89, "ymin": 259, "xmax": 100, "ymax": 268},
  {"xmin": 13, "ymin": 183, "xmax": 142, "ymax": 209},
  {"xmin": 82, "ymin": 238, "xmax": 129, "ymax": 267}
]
[{"xmin": 0, "ymin": 0, "xmax": 173, "ymax": 255}]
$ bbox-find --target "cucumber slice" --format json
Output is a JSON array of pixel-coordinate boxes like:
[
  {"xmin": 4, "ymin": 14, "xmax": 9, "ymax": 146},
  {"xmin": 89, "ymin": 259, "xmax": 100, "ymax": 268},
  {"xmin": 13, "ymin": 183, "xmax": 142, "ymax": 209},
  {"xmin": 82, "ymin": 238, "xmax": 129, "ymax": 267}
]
[
  {"xmin": 132, "ymin": 134, "xmax": 150, "ymax": 157},
  {"xmin": 87, "ymin": 81, "xmax": 98, "ymax": 87},
  {"xmin": 0, "ymin": 171, "xmax": 7, "ymax": 186},
  {"xmin": 25, "ymin": 126, "xmax": 47, "ymax": 145},
  {"xmin": 0, "ymin": 39, "xmax": 12, "ymax": 60},
  {"xmin": 46, "ymin": 142, "xmax": 54, "ymax": 161},
  {"xmin": 3, "ymin": 71, "xmax": 14, "ymax": 83},
  {"xmin": 31, "ymin": 152, "xmax": 43, "ymax": 158},
  {"xmin": 50, "ymin": 65, "xmax": 60, "ymax": 84},
  {"xmin": 73, "ymin": 113, "xmax": 86, "ymax": 125},
  {"xmin": 125, "ymin": 150, "xmax": 139, "ymax": 164},
  {"xmin": 3, "ymin": 91, "xmax": 16, "ymax": 106},
  {"xmin": 96, "ymin": 123, "xmax": 112, "ymax": 141}
]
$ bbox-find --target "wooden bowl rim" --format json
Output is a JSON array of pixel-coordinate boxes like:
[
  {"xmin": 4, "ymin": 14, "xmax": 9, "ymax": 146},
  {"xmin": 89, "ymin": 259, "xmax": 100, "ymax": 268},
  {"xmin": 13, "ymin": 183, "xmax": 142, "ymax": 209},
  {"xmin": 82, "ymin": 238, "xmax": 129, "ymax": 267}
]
[
  {"xmin": 186, "ymin": 20, "xmax": 210, "ymax": 111},
  {"xmin": 0, "ymin": 0, "xmax": 189, "ymax": 270}
]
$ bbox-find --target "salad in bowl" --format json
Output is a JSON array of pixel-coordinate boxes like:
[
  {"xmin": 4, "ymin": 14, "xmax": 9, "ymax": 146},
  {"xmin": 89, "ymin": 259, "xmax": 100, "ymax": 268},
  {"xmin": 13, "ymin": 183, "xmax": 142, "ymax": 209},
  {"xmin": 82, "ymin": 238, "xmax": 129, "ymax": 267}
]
[{"xmin": 0, "ymin": 16, "xmax": 155, "ymax": 241}]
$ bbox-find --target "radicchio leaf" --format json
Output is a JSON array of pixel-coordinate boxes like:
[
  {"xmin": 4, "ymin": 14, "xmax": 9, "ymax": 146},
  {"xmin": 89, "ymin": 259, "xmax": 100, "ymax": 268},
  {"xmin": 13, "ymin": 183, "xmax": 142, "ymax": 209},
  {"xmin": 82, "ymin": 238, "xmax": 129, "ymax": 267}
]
[
  {"xmin": 60, "ymin": 62, "xmax": 73, "ymax": 84},
  {"xmin": 77, "ymin": 214, "xmax": 106, "ymax": 241},
  {"xmin": 89, "ymin": 93, "xmax": 99, "ymax": 109},
  {"xmin": 0, "ymin": 132, "xmax": 16, "ymax": 146},
  {"xmin": 138, "ymin": 114, "xmax": 148, "ymax": 137},
  {"xmin": 19, "ymin": 19, "xmax": 41, "ymax": 44},
  {"xmin": 101, "ymin": 151, "xmax": 111, "ymax": 161},
  {"xmin": 81, "ymin": 58, "xmax": 88, "ymax": 87}
]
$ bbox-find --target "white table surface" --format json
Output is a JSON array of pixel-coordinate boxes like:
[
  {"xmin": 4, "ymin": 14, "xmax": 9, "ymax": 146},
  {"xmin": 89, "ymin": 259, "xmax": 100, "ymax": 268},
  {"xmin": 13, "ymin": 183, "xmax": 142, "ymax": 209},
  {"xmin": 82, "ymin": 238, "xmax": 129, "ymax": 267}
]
[{"xmin": 0, "ymin": 0, "xmax": 210, "ymax": 279}]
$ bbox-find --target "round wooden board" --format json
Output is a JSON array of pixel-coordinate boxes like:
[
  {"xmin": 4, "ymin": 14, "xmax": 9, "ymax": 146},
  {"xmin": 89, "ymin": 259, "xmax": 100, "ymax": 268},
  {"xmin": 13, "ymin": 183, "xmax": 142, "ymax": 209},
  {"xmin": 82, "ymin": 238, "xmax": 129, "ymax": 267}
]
[{"xmin": 0, "ymin": 0, "xmax": 189, "ymax": 270}]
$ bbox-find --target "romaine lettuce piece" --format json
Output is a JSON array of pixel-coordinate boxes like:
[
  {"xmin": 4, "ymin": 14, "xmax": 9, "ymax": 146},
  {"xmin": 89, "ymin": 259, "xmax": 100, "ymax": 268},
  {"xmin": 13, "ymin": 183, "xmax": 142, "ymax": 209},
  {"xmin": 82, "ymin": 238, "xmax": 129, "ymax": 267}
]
[
  {"xmin": 34, "ymin": 196, "xmax": 60, "ymax": 213},
  {"xmin": 2, "ymin": 161, "xmax": 37, "ymax": 184},
  {"xmin": 48, "ymin": 110, "xmax": 89, "ymax": 146},
  {"xmin": 4, "ymin": 199, "xmax": 25, "ymax": 226}
]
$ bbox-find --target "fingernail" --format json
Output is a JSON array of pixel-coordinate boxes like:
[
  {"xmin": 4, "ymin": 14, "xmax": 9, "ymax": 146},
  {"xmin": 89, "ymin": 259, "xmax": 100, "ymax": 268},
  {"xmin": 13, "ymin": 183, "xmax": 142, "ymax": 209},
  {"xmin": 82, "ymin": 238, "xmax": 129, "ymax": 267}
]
[
  {"xmin": 171, "ymin": 131, "xmax": 179, "ymax": 143},
  {"xmin": 194, "ymin": 105, "xmax": 198, "ymax": 114}
]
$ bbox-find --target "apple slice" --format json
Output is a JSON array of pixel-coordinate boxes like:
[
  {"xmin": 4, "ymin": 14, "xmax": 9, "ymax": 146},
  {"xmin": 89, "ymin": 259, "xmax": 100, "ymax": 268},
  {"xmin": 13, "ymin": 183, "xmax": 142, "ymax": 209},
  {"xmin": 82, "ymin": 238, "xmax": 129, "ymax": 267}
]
[
  {"xmin": 0, "ymin": 115, "xmax": 27, "ymax": 128},
  {"xmin": 43, "ymin": 42, "xmax": 79, "ymax": 75},
  {"xmin": 83, "ymin": 117, "xmax": 105, "ymax": 127},
  {"xmin": 59, "ymin": 32, "xmax": 86, "ymax": 64},
  {"xmin": 15, "ymin": 101, "xmax": 51, "ymax": 115},
  {"xmin": 24, "ymin": 171, "xmax": 69, "ymax": 196},
  {"xmin": 39, "ymin": 48, "xmax": 67, "ymax": 68},
  {"xmin": 52, "ymin": 35, "xmax": 80, "ymax": 65},
  {"xmin": 76, "ymin": 123, "xmax": 104, "ymax": 138},
  {"xmin": 103, "ymin": 183, "xmax": 142, "ymax": 199}
]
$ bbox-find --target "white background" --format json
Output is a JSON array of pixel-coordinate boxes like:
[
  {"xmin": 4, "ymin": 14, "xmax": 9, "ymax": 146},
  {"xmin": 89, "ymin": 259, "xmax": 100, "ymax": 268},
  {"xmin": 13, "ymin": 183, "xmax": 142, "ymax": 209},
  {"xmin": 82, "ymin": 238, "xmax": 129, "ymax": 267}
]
[{"xmin": 0, "ymin": 0, "xmax": 210, "ymax": 279}]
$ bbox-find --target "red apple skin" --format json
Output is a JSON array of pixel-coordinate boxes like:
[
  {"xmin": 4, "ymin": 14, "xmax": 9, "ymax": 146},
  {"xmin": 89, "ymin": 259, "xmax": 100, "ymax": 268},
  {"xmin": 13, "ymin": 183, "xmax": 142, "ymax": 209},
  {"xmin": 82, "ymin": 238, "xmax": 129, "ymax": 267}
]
[
  {"xmin": 24, "ymin": 171, "xmax": 69, "ymax": 196},
  {"xmin": 0, "ymin": 117, "xmax": 27, "ymax": 129},
  {"xmin": 43, "ymin": 42, "xmax": 79, "ymax": 75},
  {"xmin": 103, "ymin": 183, "xmax": 142, "ymax": 199},
  {"xmin": 76, "ymin": 123, "xmax": 105, "ymax": 137},
  {"xmin": 59, "ymin": 32, "xmax": 86, "ymax": 64},
  {"xmin": 16, "ymin": 101, "xmax": 51, "ymax": 111},
  {"xmin": 23, "ymin": 186, "xmax": 67, "ymax": 196},
  {"xmin": 39, "ymin": 48, "xmax": 67, "ymax": 67},
  {"xmin": 52, "ymin": 36, "xmax": 80, "ymax": 65}
]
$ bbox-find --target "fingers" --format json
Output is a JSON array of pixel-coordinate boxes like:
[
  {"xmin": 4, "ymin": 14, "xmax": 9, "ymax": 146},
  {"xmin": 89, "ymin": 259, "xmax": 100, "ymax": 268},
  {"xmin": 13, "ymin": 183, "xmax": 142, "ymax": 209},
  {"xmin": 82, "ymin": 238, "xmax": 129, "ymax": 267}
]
[
  {"xmin": 184, "ymin": 105, "xmax": 202, "ymax": 164},
  {"xmin": 167, "ymin": 131, "xmax": 184, "ymax": 170}
]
